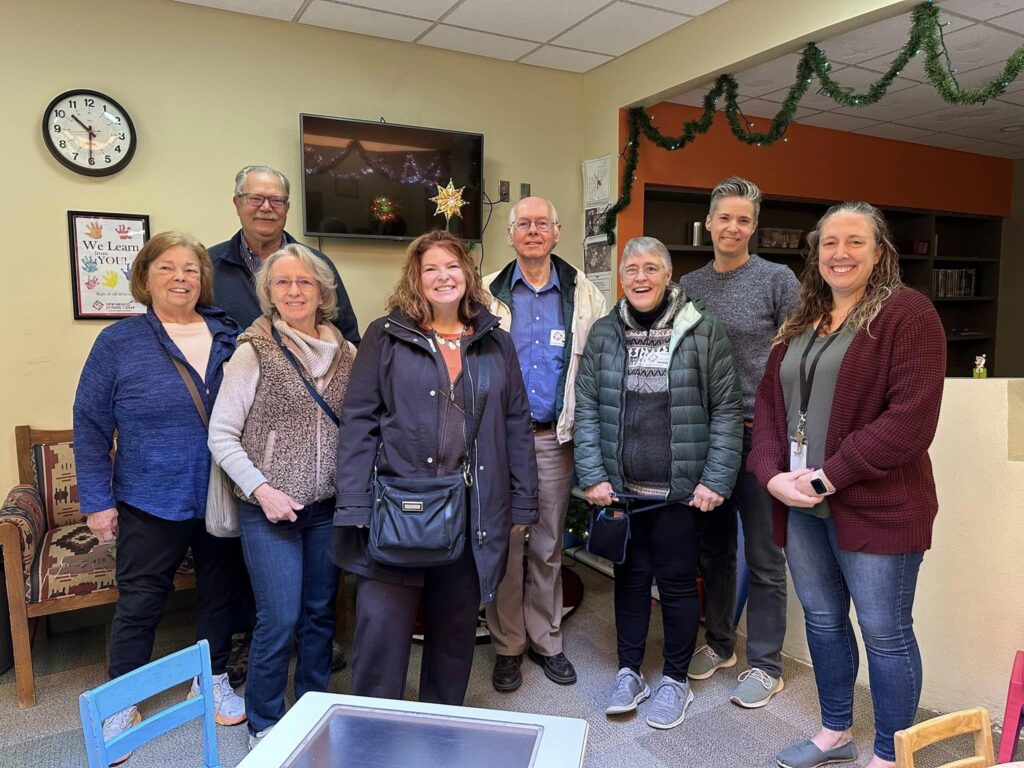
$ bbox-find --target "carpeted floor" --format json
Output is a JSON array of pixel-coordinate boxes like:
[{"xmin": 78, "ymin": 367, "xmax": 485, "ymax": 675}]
[{"xmin": 0, "ymin": 558, "xmax": 995, "ymax": 767}]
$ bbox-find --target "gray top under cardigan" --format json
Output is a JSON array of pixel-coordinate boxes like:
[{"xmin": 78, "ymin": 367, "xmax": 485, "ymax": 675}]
[{"xmin": 780, "ymin": 325, "xmax": 855, "ymax": 518}]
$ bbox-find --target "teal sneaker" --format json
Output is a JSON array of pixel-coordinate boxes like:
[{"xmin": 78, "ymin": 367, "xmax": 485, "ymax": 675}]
[
  {"xmin": 687, "ymin": 643, "xmax": 737, "ymax": 680},
  {"xmin": 730, "ymin": 667, "xmax": 785, "ymax": 708}
]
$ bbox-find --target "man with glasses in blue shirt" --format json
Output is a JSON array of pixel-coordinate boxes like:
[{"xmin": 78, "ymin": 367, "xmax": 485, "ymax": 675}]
[
  {"xmin": 210, "ymin": 164, "xmax": 360, "ymax": 344},
  {"xmin": 484, "ymin": 197, "xmax": 606, "ymax": 692}
]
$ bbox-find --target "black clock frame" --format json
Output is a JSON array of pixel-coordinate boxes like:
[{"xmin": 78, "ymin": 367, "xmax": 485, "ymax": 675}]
[{"xmin": 42, "ymin": 89, "xmax": 137, "ymax": 178}]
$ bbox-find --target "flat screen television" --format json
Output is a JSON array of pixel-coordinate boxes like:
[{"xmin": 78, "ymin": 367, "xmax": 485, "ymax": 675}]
[{"xmin": 300, "ymin": 114, "xmax": 483, "ymax": 242}]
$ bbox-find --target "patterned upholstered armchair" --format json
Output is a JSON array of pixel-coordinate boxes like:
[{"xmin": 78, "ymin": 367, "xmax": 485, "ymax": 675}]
[{"xmin": 1, "ymin": 426, "xmax": 195, "ymax": 708}]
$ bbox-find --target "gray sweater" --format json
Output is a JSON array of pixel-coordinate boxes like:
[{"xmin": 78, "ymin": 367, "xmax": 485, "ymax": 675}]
[{"xmin": 680, "ymin": 255, "xmax": 799, "ymax": 421}]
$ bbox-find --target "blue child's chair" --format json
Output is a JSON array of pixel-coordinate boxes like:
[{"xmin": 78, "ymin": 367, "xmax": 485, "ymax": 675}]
[{"xmin": 79, "ymin": 639, "xmax": 223, "ymax": 768}]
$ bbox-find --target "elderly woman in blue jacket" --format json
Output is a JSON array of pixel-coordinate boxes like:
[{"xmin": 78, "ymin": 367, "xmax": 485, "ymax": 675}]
[
  {"xmin": 575, "ymin": 236, "xmax": 743, "ymax": 731},
  {"xmin": 73, "ymin": 232, "xmax": 245, "ymax": 755},
  {"xmin": 332, "ymin": 230, "xmax": 539, "ymax": 705}
]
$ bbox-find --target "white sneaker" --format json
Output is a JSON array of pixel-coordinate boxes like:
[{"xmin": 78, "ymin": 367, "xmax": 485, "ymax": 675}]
[
  {"xmin": 248, "ymin": 725, "xmax": 273, "ymax": 750},
  {"xmin": 101, "ymin": 705, "xmax": 141, "ymax": 765},
  {"xmin": 190, "ymin": 672, "xmax": 247, "ymax": 726}
]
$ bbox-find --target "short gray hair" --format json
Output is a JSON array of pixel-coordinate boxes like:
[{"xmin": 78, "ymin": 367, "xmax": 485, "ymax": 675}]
[
  {"xmin": 234, "ymin": 165, "xmax": 290, "ymax": 198},
  {"xmin": 708, "ymin": 176, "xmax": 761, "ymax": 221},
  {"xmin": 507, "ymin": 198, "xmax": 560, "ymax": 229},
  {"xmin": 255, "ymin": 243, "xmax": 338, "ymax": 324},
  {"xmin": 620, "ymin": 236, "xmax": 672, "ymax": 274}
]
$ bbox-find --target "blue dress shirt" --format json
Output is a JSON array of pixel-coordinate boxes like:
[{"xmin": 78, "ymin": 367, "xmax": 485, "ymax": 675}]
[{"xmin": 509, "ymin": 264, "xmax": 564, "ymax": 422}]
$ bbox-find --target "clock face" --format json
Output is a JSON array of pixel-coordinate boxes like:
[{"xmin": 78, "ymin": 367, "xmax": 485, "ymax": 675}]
[{"xmin": 42, "ymin": 89, "xmax": 136, "ymax": 177}]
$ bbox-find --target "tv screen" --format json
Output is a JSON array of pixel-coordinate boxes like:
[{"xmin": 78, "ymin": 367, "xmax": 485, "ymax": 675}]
[{"xmin": 300, "ymin": 114, "xmax": 483, "ymax": 242}]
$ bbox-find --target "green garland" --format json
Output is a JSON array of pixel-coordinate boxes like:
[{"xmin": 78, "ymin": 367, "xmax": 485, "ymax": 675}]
[{"xmin": 600, "ymin": 1, "xmax": 1024, "ymax": 240}]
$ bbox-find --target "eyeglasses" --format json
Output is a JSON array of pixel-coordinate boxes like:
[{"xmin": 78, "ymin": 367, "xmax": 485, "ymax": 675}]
[
  {"xmin": 622, "ymin": 264, "xmax": 665, "ymax": 279},
  {"xmin": 271, "ymin": 277, "xmax": 317, "ymax": 291},
  {"xmin": 240, "ymin": 194, "xmax": 289, "ymax": 209},
  {"xmin": 512, "ymin": 218, "xmax": 556, "ymax": 233}
]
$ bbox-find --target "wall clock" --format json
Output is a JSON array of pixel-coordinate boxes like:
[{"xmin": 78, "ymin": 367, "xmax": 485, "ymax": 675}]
[{"xmin": 42, "ymin": 89, "xmax": 136, "ymax": 177}]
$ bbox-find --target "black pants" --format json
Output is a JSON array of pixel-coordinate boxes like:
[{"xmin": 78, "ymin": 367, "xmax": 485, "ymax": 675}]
[
  {"xmin": 350, "ymin": 544, "xmax": 481, "ymax": 705},
  {"xmin": 108, "ymin": 502, "xmax": 239, "ymax": 679},
  {"xmin": 613, "ymin": 502, "xmax": 702, "ymax": 681}
]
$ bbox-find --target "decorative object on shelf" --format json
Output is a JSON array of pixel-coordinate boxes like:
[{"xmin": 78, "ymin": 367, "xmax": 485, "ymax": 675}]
[
  {"xmin": 691, "ymin": 221, "xmax": 703, "ymax": 246},
  {"xmin": 758, "ymin": 227, "xmax": 803, "ymax": 249},
  {"xmin": 42, "ymin": 89, "xmax": 136, "ymax": 177},
  {"xmin": 599, "ymin": 1, "xmax": 1024, "ymax": 238},
  {"xmin": 974, "ymin": 355, "xmax": 988, "ymax": 379},
  {"xmin": 67, "ymin": 210, "xmax": 149, "ymax": 319},
  {"xmin": 429, "ymin": 178, "xmax": 468, "ymax": 223}
]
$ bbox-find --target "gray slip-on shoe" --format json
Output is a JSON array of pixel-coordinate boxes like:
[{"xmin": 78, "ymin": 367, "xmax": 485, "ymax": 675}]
[
  {"xmin": 776, "ymin": 738, "xmax": 857, "ymax": 768},
  {"xmin": 606, "ymin": 667, "xmax": 650, "ymax": 715}
]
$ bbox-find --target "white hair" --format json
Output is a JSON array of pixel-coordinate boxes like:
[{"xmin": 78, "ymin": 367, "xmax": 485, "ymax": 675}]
[{"xmin": 507, "ymin": 198, "xmax": 560, "ymax": 228}]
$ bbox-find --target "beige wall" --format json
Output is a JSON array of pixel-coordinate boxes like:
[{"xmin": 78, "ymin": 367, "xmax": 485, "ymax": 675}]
[
  {"xmin": 0, "ymin": 0, "xmax": 583, "ymax": 489},
  {"xmin": 777, "ymin": 379, "xmax": 1024, "ymax": 718}
]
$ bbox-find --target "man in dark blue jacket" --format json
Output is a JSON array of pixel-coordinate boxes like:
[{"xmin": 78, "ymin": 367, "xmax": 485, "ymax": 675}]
[{"xmin": 209, "ymin": 164, "xmax": 360, "ymax": 345}]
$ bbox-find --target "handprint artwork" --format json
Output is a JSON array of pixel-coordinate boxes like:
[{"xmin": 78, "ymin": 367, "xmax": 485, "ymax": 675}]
[
  {"xmin": 85, "ymin": 276, "xmax": 99, "ymax": 290},
  {"xmin": 86, "ymin": 221, "xmax": 103, "ymax": 239},
  {"xmin": 81, "ymin": 254, "xmax": 98, "ymax": 273},
  {"xmin": 100, "ymin": 271, "xmax": 119, "ymax": 288}
]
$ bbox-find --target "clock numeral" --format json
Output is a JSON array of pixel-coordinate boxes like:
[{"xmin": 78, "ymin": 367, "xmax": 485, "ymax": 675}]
[
  {"xmin": 84, "ymin": 98, "xmax": 95, "ymax": 107},
  {"xmin": 52, "ymin": 124, "xmax": 61, "ymax": 133},
  {"xmin": 118, "ymin": 133, "xmax": 126, "ymax": 140},
  {"xmin": 104, "ymin": 155, "xmax": 112, "ymax": 164},
  {"xmin": 88, "ymin": 157, "xmax": 96, "ymax": 166},
  {"xmin": 55, "ymin": 109, "xmax": 66, "ymax": 118},
  {"xmin": 114, "ymin": 145, "xmax": 122, "ymax": 153},
  {"xmin": 59, "ymin": 140, "xmax": 66, "ymax": 149},
  {"xmin": 72, "ymin": 153, "xmax": 79, "ymax": 160},
  {"xmin": 67, "ymin": 99, "xmax": 77, "ymax": 109}
]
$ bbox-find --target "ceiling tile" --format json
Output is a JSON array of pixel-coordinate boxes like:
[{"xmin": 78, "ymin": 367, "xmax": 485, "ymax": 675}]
[
  {"xmin": 444, "ymin": 0, "xmax": 608, "ymax": 43},
  {"xmin": 988, "ymin": 8, "xmax": 1024, "ymax": 34},
  {"xmin": 953, "ymin": 140, "xmax": 1024, "ymax": 158},
  {"xmin": 626, "ymin": 0, "xmax": 728, "ymax": 13},
  {"xmin": 299, "ymin": 1, "xmax": 431, "ymax": 40},
  {"xmin": 815, "ymin": 13, "xmax": 969, "ymax": 67},
  {"xmin": 934, "ymin": 23, "xmax": 1024, "ymax": 72},
  {"xmin": 735, "ymin": 98, "xmax": 819, "ymax": 121},
  {"xmin": 942, "ymin": 108, "xmax": 1024, "ymax": 140},
  {"xmin": 852, "ymin": 123, "xmax": 936, "ymax": 140},
  {"xmin": 833, "ymin": 83, "xmax": 948, "ymax": 121},
  {"xmin": 964, "ymin": 61, "xmax": 1024, "ymax": 93},
  {"xmin": 761, "ymin": 65, "xmax": 914, "ymax": 111},
  {"xmin": 911, "ymin": 100, "xmax": 1019, "ymax": 134},
  {"xmin": 336, "ymin": 0, "xmax": 458, "ymax": 18},
  {"xmin": 911, "ymin": 132, "xmax": 981, "ymax": 149},
  {"xmin": 418, "ymin": 24, "xmax": 540, "ymax": 61},
  {"xmin": 731, "ymin": 54, "xmax": 804, "ymax": 99},
  {"xmin": 552, "ymin": 2, "xmax": 691, "ymax": 57},
  {"xmin": 939, "ymin": 0, "xmax": 1024, "ymax": 21},
  {"xmin": 519, "ymin": 45, "xmax": 613, "ymax": 72},
  {"xmin": 172, "ymin": 0, "xmax": 305, "ymax": 21},
  {"xmin": 796, "ymin": 112, "xmax": 882, "ymax": 131}
]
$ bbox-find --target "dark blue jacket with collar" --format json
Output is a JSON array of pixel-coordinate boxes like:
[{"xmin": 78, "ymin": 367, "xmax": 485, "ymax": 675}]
[
  {"xmin": 331, "ymin": 305, "xmax": 539, "ymax": 604},
  {"xmin": 73, "ymin": 306, "xmax": 239, "ymax": 520},
  {"xmin": 209, "ymin": 229, "xmax": 361, "ymax": 345}
]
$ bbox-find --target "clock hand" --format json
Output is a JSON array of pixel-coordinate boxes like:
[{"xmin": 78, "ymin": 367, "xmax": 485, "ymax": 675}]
[{"xmin": 71, "ymin": 114, "xmax": 90, "ymax": 132}]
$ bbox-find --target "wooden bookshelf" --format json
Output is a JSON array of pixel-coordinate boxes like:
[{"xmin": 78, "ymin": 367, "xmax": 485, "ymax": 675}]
[{"xmin": 644, "ymin": 186, "xmax": 1002, "ymax": 377}]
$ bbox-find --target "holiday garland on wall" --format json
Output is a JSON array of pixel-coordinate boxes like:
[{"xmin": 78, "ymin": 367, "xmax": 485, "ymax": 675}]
[{"xmin": 600, "ymin": 1, "xmax": 1024, "ymax": 240}]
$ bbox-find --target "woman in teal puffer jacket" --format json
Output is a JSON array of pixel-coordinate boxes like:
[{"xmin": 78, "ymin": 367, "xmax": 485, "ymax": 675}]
[{"xmin": 575, "ymin": 236, "xmax": 743, "ymax": 730}]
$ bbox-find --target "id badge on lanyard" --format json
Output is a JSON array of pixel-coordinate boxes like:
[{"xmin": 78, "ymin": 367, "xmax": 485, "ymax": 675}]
[{"xmin": 790, "ymin": 322, "xmax": 844, "ymax": 472}]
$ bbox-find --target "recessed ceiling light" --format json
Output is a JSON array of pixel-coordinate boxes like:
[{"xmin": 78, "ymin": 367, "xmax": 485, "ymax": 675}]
[
  {"xmin": 1000, "ymin": 124, "xmax": 1024, "ymax": 133},
  {"xmin": 841, "ymin": 86, "xmax": 855, "ymax": 93}
]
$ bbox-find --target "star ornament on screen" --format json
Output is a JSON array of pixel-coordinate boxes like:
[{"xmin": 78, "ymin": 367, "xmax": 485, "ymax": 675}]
[{"xmin": 429, "ymin": 178, "xmax": 468, "ymax": 223}]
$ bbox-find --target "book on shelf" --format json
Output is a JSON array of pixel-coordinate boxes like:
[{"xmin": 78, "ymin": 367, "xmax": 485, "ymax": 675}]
[{"xmin": 932, "ymin": 268, "xmax": 976, "ymax": 298}]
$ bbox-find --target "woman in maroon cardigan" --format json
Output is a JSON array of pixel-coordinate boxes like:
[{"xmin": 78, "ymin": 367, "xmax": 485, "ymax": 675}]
[{"xmin": 749, "ymin": 202, "xmax": 945, "ymax": 768}]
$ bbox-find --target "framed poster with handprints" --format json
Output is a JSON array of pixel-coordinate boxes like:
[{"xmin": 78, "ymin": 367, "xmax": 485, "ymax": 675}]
[{"xmin": 68, "ymin": 210, "xmax": 149, "ymax": 319}]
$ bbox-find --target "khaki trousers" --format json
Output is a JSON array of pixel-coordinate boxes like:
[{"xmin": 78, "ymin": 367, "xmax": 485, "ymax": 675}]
[{"xmin": 486, "ymin": 429, "xmax": 574, "ymax": 656}]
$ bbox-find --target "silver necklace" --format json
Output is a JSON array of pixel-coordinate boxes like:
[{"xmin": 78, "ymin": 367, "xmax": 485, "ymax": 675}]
[{"xmin": 434, "ymin": 325, "xmax": 467, "ymax": 350}]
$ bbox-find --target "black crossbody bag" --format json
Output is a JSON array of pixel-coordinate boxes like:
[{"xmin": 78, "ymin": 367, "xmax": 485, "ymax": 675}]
[
  {"xmin": 368, "ymin": 343, "xmax": 490, "ymax": 568},
  {"xmin": 586, "ymin": 492, "xmax": 671, "ymax": 565}
]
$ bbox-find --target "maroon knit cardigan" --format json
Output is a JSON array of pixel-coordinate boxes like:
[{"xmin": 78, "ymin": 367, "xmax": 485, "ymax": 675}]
[{"xmin": 749, "ymin": 288, "xmax": 946, "ymax": 554}]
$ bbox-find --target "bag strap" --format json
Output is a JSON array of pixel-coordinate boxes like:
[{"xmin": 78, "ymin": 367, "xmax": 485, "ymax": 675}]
[
  {"xmin": 270, "ymin": 325, "xmax": 341, "ymax": 427},
  {"xmin": 464, "ymin": 338, "xmax": 491, "ymax": 452},
  {"xmin": 170, "ymin": 357, "xmax": 210, "ymax": 430}
]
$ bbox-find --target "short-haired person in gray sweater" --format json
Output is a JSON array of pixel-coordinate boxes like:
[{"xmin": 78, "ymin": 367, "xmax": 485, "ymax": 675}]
[{"xmin": 680, "ymin": 177, "xmax": 799, "ymax": 708}]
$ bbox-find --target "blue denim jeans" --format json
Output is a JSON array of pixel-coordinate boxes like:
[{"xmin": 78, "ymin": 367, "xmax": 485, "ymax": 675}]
[
  {"xmin": 240, "ymin": 497, "xmax": 339, "ymax": 734},
  {"xmin": 785, "ymin": 512, "xmax": 924, "ymax": 761}
]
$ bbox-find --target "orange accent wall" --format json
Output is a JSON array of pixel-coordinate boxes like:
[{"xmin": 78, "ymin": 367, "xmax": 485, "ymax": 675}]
[{"xmin": 616, "ymin": 102, "xmax": 1013, "ymax": 262}]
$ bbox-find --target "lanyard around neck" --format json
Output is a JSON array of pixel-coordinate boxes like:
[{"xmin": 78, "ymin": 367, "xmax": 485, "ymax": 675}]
[{"xmin": 798, "ymin": 321, "xmax": 846, "ymax": 417}]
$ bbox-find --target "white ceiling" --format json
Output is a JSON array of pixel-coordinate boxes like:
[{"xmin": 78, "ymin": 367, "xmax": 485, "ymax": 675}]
[{"xmin": 172, "ymin": 0, "xmax": 1024, "ymax": 158}]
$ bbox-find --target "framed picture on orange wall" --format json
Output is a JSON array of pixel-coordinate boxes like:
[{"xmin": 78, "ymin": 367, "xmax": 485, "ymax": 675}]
[{"xmin": 67, "ymin": 210, "xmax": 149, "ymax": 320}]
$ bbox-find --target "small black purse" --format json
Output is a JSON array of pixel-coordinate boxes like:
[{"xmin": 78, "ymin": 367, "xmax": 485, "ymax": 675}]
[
  {"xmin": 585, "ymin": 493, "xmax": 672, "ymax": 565},
  {"xmin": 368, "ymin": 346, "xmax": 490, "ymax": 568}
]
